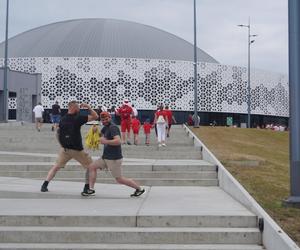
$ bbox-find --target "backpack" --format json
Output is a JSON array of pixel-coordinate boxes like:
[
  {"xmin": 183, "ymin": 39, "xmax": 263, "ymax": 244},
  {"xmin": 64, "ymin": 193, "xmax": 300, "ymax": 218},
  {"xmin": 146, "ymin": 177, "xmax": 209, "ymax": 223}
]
[
  {"xmin": 58, "ymin": 115, "xmax": 76, "ymax": 148},
  {"xmin": 157, "ymin": 115, "xmax": 165, "ymax": 124}
]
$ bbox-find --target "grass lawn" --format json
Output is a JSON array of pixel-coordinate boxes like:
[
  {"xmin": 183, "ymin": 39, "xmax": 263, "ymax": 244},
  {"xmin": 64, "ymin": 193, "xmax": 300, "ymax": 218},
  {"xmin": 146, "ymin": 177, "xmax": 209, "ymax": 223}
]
[{"xmin": 192, "ymin": 126, "xmax": 300, "ymax": 246}]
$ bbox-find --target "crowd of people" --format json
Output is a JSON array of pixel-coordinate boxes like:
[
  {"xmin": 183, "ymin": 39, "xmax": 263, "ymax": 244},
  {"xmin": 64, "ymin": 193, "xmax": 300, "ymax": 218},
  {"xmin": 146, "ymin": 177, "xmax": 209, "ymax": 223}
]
[
  {"xmin": 258, "ymin": 123, "xmax": 287, "ymax": 131},
  {"xmin": 33, "ymin": 99, "xmax": 176, "ymax": 146},
  {"xmin": 38, "ymin": 99, "xmax": 176, "ymax": 197}
]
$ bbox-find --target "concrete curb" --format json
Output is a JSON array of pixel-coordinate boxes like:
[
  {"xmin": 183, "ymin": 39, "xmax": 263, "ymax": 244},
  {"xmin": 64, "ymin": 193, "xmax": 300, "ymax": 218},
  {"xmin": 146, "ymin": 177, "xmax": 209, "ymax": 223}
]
[{"xmin": 183, "ymin": 125, "xmax": 299, "ymax": 250}]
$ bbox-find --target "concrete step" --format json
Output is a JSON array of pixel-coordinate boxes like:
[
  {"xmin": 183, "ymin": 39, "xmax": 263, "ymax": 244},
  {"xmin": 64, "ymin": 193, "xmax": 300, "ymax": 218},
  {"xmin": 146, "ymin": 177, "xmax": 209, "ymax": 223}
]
[
  {"xmin": 0, "ymin": 170, "xmax": 217, "ymax": 179},
  {"xmin": 0, "ymin": 138, "xmax": 58, "ymax": 143},
  {"xmin": 0, "ymin": 146, "xmax": 200, "ymax": 154},
  {"xmin": 0, "ymin": 150, "xmax": 201, "ymax": 160},
  {"xmin": 0, "ymin": 215, "xmax": 257, "ymax": 228},
  {"xmin": 0, "ymin": 243, "xmax": 266, "ymax": 250},
  {"xmin": 0, "ymin": 152, "xmax": 202, "ymax": 161},
  {"xmin": 122, "ymin": 154, "xmax": 202, "ymax": 160},
  {"xmin": 0, "ymin": 179, "xmax": 217, "ymax": 188},
  {"xmin": 0, "ymin": 162, "xmax": 216, "ymax": 172},
  {"xmin": 48, "ymin": 178, "xmax": 219, "ymax": 186},
  {"xmin": 0, "ymin": 172, "xmax": 218, "ymax": 186},
  {"xmin": 0, "ymin": 138, "xmax": 194, "ymax": 146},
  {"xmin": 0, "ymin": 140, "xmax": 193, "ymax": 147},
  {"xmin": 0, "ymin": 226, "xmax": 261, "ymax": 244},
  {"xmin": 0, "ymin": 125, "xmax": 188, "ymax": 134},
  {"xmin": 0, "ymin": 156, "xmax": 57, "ymax": 162}
]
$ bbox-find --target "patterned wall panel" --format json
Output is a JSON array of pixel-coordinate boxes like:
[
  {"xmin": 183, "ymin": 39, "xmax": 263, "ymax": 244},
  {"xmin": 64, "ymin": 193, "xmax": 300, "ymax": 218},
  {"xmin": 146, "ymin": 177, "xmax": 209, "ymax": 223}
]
[
  {"xmin": 0, "ymin": 57, "xmax": 289, "ymax": 117},
  {"xmin": 8, "ymin": 97, "xmax": 17, "ymax": 109}
]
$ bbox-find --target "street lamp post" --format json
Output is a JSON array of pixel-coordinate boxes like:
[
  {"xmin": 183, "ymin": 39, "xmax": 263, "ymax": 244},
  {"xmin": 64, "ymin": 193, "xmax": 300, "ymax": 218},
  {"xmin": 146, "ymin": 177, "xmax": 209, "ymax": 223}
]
[
  {"xmin": 2, "ymin": 0, "xmax": 10, "ymax": 122},
  {"xmin": 193, "ymin": 0, "xmax": 199, "ymax": 128},
  {"xmin": 284, "ymin": 0, "xmax": 300, "ymax": 208},
  {"xmin": 238, "ymin": 18, "xmax": 257, "ymax": 128}
]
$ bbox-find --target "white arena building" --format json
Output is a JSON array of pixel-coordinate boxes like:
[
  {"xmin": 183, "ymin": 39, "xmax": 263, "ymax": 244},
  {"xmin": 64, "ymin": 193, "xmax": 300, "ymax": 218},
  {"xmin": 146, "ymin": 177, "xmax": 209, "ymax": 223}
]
[{"xmin": 0, "ymin": 18, "xmax": 289, "ymax": 126}]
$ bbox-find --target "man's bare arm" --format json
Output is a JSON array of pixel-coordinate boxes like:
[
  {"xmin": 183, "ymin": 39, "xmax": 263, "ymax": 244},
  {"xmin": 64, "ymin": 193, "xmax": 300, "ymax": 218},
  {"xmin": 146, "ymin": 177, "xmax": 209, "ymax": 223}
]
[{"xmin": 81, "ymin": 103, "xmax": 98, "ymax": 121}]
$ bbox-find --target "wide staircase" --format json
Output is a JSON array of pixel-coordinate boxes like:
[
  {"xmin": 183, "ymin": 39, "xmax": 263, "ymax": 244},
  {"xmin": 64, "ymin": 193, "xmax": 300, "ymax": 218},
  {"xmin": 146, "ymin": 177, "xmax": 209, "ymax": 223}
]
[
  {"xmin": 0, "ymin": 123, "xmax": 265, "ymax": 250},
  {"xmin": 0, "ymin": 124, "xmax": 217, "ymax": 186}
]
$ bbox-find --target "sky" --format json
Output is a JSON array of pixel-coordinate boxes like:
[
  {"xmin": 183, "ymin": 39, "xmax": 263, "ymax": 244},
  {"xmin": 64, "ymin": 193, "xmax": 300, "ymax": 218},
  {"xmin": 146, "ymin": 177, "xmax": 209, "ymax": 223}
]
[{"xmin": 0, "ymin": 0, "xmax": 288, "ymax": 74}]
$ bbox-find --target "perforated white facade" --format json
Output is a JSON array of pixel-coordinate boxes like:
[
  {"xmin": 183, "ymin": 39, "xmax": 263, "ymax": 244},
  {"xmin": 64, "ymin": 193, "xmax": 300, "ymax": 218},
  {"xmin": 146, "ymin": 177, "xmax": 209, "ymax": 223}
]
[{"xmin": 2, "ymin": 57, "xmax": 288, "ymax": 117}]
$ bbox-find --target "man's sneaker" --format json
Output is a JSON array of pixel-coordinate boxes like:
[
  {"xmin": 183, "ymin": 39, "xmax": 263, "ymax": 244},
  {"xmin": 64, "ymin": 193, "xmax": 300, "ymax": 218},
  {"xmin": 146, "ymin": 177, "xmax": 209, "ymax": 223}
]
[
  {"xmin": 81, "ymin": 189, "xmax": 95, "ymax": 197},
  {"xmin": 127, "ymin": 141, "xmax": 132, "ymax": 145},
  {"xmin": 130, "ymin": 188, "xmax": 145, "ymax": 197},
  {"xmin": 41, "ymin": 185, "xmax": 48, "ymax": 192}
]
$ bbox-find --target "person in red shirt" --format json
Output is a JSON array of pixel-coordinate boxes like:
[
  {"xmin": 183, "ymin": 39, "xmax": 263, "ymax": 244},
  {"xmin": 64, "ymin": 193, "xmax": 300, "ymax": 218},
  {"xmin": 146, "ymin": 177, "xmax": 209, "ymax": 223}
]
[
  {"xmin": 116, "ymin": 99, "xmax": 133, "ymax": 145},
  {"xmin": 143, "ymin": 119, "xmax": 152, "ymax": 145},
  {"xmin": 153, "ymin": 105, "xmax": 169, "ymax": 147},
  {"xmin": 187, "ymin": 114, "xmax": 194, "ymax": 126},
  {"xmin": 164, "ymin": 105, "xmax": 176, "ymax": 138},
  {"xmin": 131, "ymin": 116, "xmax": 141, "ymax": 145}
]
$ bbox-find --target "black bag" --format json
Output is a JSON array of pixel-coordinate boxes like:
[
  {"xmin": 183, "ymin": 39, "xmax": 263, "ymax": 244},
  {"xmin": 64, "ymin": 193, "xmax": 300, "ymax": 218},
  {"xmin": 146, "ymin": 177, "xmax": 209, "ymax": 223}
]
[{"xmin": 58, "ymin": 115, "xmax": 76, "ymax": 148}]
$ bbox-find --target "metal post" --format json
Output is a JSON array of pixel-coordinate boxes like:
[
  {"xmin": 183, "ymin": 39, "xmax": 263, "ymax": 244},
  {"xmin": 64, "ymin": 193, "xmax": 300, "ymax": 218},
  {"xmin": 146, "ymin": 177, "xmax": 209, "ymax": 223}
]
[
  {"xmin": 2, "ymin": 0, "xmax": 9, "ymax": 122},
  {"xmin": 284, "ymin": 0, "xmax": 300, "ymax": 208},
  {"xmin": 238, "ymin": 20, "xmax": 257, "ymax": 128},
  {"xmin": 247, "ymin": 17, "xmax": 251, "ymax": 128},
  {"xmin": 193, "ymin": 0, "xmax": 199, "ymax": 127}
]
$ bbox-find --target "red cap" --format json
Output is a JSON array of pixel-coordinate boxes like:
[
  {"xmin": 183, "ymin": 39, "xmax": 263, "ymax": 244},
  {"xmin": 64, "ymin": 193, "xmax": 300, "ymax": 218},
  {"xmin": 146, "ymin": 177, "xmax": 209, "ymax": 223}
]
[{"xmin": 100, "ymin": 111, "xmax": 111, "ymax": 119}]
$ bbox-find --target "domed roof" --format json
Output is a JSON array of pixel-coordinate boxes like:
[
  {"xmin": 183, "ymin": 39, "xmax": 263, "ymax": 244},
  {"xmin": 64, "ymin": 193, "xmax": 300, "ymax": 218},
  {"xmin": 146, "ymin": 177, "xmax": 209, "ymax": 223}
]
[{"xmin": 0, "ymin": 18, "xmax": 218, "ymax": 63}]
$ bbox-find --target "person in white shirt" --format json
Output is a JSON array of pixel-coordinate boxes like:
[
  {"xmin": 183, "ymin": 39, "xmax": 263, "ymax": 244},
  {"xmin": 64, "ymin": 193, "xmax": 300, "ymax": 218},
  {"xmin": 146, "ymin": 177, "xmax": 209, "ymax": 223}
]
[
  {"xmin": 33, "ymin": 102, "xmax": 44, "ymax": 131},
  {"xmin": 131, "ymin": 104, "xmax": 138, "ymax": 117}
]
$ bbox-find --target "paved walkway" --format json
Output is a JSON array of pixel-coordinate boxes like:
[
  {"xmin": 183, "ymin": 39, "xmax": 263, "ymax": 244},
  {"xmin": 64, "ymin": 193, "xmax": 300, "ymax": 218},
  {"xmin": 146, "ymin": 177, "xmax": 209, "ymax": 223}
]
[{"xmin": 0, "ymin": 177, "xmax": 254, "ymax": 217}]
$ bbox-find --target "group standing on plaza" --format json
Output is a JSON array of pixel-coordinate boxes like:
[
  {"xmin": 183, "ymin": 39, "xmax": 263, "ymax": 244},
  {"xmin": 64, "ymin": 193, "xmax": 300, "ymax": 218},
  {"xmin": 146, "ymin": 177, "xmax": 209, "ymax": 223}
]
[{"xmin": 33, "ymin": 99, "xmax": 176, "ymax": 147}]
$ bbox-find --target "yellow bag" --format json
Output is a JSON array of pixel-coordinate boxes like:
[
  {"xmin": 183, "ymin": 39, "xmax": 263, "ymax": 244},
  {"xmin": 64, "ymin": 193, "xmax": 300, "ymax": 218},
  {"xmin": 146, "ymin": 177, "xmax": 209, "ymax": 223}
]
[{"xmin": 85, "ymin": 125, "xmax": 100, "ymax": 150}]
